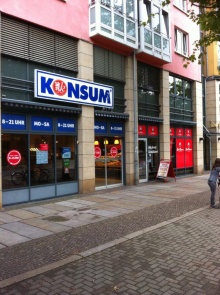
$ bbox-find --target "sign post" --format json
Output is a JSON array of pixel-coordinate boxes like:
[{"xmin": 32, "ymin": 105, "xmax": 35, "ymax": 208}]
[{"xmin": 156, "ymin": 159, "xmax": 176, "ymax": 182}]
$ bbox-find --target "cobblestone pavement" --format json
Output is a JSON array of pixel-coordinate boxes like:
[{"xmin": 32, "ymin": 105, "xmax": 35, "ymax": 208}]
[
  {"xmin": 1, "ymin": 200, "xmax": 220, "ymax": 294},
  {"xmin": 0, "ymin": 190, "xmax": 209, "ymax": 282}
]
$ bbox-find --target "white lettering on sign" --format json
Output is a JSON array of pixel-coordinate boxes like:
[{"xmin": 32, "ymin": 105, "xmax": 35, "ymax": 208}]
[
  {"xmin": 34, "ymin": 121, "xmax": 50, "ymax": 127},
  {"xmin": 35, "ymin": 70, "xmax": 114, "ymax": 108},
  {"xmin": 2, "ymin": 119, "xmax": 25, "ymax": 125}
]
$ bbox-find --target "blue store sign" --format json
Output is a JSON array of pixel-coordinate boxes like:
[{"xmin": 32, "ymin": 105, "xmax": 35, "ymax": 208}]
[
  {"xmin": 35, "ymin": 70, "xmax": 114, "ymax": 108},
  {"xmin": 110, "ymin": 123, "xmax": 123, "ymax": 135},
  {"xmin": 94, "ymin": 122, "xmax": 107, "ymax": 134},
  {"xmin": 2, "ymin": 114, "xmax": 26, "ymax": 130},
  {"xmin": 31, "ymin": 116, "xmax": 53, "ymax": 132},
  {"xmin": 57, "ymin": 118, "xmax": 76, "ymax": 132}
]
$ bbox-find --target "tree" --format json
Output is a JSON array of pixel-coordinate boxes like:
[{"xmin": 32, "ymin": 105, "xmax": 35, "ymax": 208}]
[{"xmin": 184, "ymin": 0, "xmax": 220, "ymax": 67}]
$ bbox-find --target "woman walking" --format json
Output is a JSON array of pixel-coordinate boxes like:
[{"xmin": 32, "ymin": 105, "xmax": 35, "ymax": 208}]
[{"xmin": 208, "ymin": 158, "xmax": 220, "ymax": 208}]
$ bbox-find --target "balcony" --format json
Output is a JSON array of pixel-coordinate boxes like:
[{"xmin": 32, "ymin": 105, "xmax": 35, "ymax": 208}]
[
  {"xmin": 89, "ymin": 0, "xmax": 138, "ymax": 50},
  {"xmin": 138, "ymin": 0, "xmax": 171, "ymax": 64}
]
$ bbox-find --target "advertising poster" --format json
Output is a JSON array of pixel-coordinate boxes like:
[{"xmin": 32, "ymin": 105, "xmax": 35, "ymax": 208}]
[
  {"xmin": 185, "ymin": 139, "xmax": 193, "ymax": 167},
  {"xmin": 176, "ymin": 139, "xmax": 185, "ymax": 168}
]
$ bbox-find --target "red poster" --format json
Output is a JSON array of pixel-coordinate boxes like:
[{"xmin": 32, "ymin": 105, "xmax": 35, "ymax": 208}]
[
  {"xmin": 176, "ymin": 128, "xmax": 184, "ymax": 136},
  {"xmin": 148, "ymin": 126, "xmax": 158, "ymax": 136},
  {"xmin": 176, "ymin": 138, "xmax": 185, "ymax": 168},
  {"xmin": 138, "ymin": 125, "xmax": 146, "ymax": 136},
  {"xmin": 185, "ymin": 139, "xmax": 193, "ymax": 167},
  {"xmin": 185, "ymin": 129, "xmax": 192, "ymax": 137},
  {"xmin": 170, "ymin": 128, "xmax": 174, "ymax": 136}
]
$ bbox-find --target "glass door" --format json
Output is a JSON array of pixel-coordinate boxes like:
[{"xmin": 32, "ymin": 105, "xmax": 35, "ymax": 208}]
[
  {"xmin": 138, "ymin": 139, "xmax": 148, "ymax": 182},
  {"xmin": 95, "ymin": 136, "xmax": 122, "ymax": 189}
]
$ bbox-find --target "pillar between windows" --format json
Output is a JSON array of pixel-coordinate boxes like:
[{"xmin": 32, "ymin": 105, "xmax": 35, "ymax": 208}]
[
  {"xmin": 77, "ymin": 40, "xmax": 95, "ymax": 193},
  {"xmin": 159, "ymin": 70, "xmax": 170, "ymax": 161}
]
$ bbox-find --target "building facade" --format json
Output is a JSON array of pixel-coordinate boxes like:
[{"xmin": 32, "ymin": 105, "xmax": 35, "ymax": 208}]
[
  {"xmin": 0, "ymin": 0, "xmax": 203, "ymax": 207},
  {"xmin": 202, "ymin": 41, "xmax": 220, "ymax": 169}
]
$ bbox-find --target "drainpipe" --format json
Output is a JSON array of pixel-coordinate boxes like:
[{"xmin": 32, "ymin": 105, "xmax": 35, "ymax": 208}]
[{"xmin": 133, "ymin": 51, "xmax": 139, "ymax": 185}]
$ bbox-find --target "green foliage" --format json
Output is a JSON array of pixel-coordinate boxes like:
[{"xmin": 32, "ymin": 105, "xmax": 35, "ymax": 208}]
[
  {"xmin": 185, "ymin": 0, "xmax": 220, "ymax": 66},
  {"xmin": 159, "ymin": 0, "xmax": 220, "ymax": 66}
]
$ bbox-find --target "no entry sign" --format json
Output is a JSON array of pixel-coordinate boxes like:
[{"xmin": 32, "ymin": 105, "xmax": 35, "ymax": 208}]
[
  {"xmin": 94, "ymin": 147, "xmax": 101, "ymax": 159},
  {"xmin": 110, "ymin": 147, "xmax": 118, "ymax": 157},
  {"xmin": 7, "ymin": 150, "xmax": 22, "ymax": 166}
]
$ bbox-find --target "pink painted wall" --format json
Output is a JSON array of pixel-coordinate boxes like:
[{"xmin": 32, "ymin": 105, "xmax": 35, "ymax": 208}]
[
  {"xmin": 0, "ymin": 0, "xmax": 90, "ymax": 40},
  {"xmin": 163, "ymin": 3, "xmax": 201, "ymax": 82},
  {"xmin": 0, "ymin": 0, "xmax": 201, "ymax": 82}
]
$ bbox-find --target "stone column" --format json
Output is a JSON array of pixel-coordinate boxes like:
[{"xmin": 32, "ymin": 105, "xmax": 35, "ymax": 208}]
[
  {"xmin": 193, "ymin": 81, "xmax": 204, "ymax": 174},
  {"xmin": 124, "ymin": 55, "xmax": 136, "ymax": 185},
  {"xmin": 159, "ymin": 70, "xmax": 170, "ymax": 160},
  {"xmin": 77, "ymin": 40, "xmax": 95, "ymax": 193}
]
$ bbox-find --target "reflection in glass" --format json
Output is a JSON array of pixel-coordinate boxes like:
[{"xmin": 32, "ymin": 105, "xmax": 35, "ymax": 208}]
[
  {"xmin": 56, "ymin": 135, "xmax": 76, "ymax": 182},
  {"xmin": 114, "ymin": 14, "xmax": 124, "ymax": 32},
  {"xmin": 126, "ymin": 20, "xmax": 135, "ymax": 37},
  {"xmin": 101, "ymin": 7, "xmax": 112, "ymax": 26},
  {"xmin": 2, "ymin": 133, "xmax": 28, "ymax": 190},
  {"xmin": 95, "ymin": 136, "xmax": 122, "ymax": 188},
  {"xmin": 30, "ymin": 134, "xmax": 54, "ymax": 186}
]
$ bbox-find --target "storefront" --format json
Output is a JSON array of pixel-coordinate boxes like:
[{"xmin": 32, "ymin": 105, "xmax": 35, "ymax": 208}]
[
  {"xmin": 138, "ymin": 124, "xmax": 159, "ymax": 182},
  {"xmin": 2, "ymin": 112, "xmax": 78, "ymax": 206},
  {"xmin": 170, "ymin": 127, "xmax": 193, "ymax": 175},
  {"xmin": 94, "ymin": 121, "xmax": 124, "ymax": 189}
]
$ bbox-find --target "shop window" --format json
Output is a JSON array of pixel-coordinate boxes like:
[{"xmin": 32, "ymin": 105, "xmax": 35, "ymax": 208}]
[
  {"xmin": 30, "ymin": 135, "xmax": 55, "ymax": 186},
  {"xmin": 2, "ymin": 134, "xmax": 28, "ymax": 190},
  {"xmin": 56, "ymin": 135, "xmax": 76, "ymax": 182}
]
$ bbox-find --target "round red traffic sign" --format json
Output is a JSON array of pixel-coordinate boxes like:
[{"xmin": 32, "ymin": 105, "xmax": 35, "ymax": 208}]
[
  {"xmin": 94, "ymin": 147, "xmax": 101, "ymax": 159},
  {"xmin": 7, "ymin": 150, "xmax": 22, "ymax": 166},
  {"xmin": 110, "ymin": 147, "xmax": 118, "ymax": 157}
]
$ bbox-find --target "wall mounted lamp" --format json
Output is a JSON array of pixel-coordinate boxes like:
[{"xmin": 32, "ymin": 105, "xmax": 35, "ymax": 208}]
[
  {"xmin": 199, "ymin": 137, "xmax": 204, "ymax": 142},
  {"xmin": 218, "ymin": 138, "xmax": 220, "ymax": 142}
]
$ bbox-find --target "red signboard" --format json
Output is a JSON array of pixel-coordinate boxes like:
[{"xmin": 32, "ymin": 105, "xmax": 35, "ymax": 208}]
[
  {"xmin": 176, "ymin": 139, "xmax": 185, "ymax": 168},
  {"xmin": 7, "ymin": 150, "xmax": 22, "ymax": 166},
  {"xmin": 148, "ymin": 126, "xmax": 158, "ymax": 136},
  {"xmin": 176, "ymin": 128, "xmax": 184, "ymax": 136},
  {"xmin": 39, "ymin": 143, "xmax": 48, "ymax": 151},
  {"xmin": 185, "ymin": 128, "xmax": 192, "ymax": 137},
  {"xmin": 185, "ymin": 139, "xmax": 193, "ymax": 167},
  {"xmin": 138, "ymin": 125, "xmax": 146, "ymax": 136},
  {"xmin": 170, "ymin": 128, "xmax": 175, "ymax": 136},
  {"xmin": 110, "ymin": 147, "xmax": 118, "ymax": 157},
  {"xmin": 94, "ymin": 147, "xmax": 101, "ymax": 159}
]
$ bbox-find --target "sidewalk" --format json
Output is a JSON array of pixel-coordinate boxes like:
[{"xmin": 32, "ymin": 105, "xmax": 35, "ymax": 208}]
[
  {"xmin": 0, "ymin": 174, "xmax": 210, "ymax": 248},
  {"xmin": 0, "ymin": 173, "xmax": 213, "ymax": 287}
]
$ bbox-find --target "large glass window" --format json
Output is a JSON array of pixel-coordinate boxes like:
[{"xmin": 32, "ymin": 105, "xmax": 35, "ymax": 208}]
[
  {"xmin": 169, "ymin": 76, "xmax": 193, "ymax": 122},
  {"xmin": 30, "ymin": 134, "xmax": 54, "ymax": 186},
  {"xmin": 56, "ymin": 135, "xmax": 76, "ymax": 182},
  {"xmin": 2, "ymin": 131, "xmax": 77, "ymax": 191},
  {"xmin": 138, "ymin": 62, "xmax": 160, "ymax": 118},
  {"xmin": 2, "ymin": 134, "xmax": 28, "ymax": 190}
]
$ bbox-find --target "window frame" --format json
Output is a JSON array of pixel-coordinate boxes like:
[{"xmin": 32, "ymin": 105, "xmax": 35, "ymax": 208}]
[{"xmin": 175, "ymin": 28, "xmax": 188, "ymax": 57}]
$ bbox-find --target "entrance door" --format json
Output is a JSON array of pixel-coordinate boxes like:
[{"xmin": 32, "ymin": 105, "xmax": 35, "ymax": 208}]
[
  {"xmin": 95, "ymin": 136, "xmax": 123, "ymax": 189},
  {"xmin": 138, "ymin": 139, "xmax": 148, "ymax": 182}
]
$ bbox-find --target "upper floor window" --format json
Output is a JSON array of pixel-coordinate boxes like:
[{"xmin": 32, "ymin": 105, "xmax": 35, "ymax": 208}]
[
  {"xmin": 174, "ymin": 0, "xmax": 187, "ymax": 11},
  {"xmin": 175, "ymin": 28, "xmax": 188, "ymax": 56}
]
